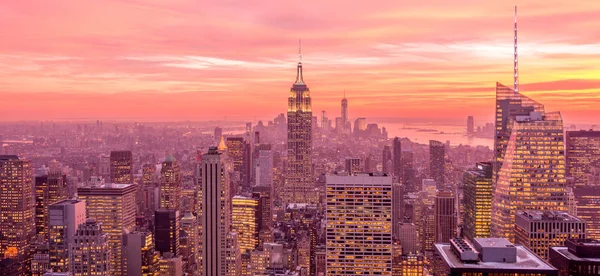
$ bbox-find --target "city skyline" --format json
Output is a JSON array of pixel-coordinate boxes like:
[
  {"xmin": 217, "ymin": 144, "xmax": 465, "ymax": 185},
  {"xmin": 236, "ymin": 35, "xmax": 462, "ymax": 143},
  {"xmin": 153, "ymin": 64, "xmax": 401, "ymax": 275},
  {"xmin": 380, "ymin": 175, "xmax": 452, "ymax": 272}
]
[{"xmin": 1, "ymin": 1, "xmax": 599, "ymax": 123}]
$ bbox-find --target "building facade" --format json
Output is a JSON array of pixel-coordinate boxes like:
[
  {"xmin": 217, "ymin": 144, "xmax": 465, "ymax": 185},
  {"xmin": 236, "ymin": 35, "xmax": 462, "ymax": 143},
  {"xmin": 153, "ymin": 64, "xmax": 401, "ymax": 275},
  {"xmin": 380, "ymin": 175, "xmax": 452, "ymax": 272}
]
[
  {"xmin": 109, "ymin": 151, "xmax": 133, "ymax": 184},
  {"xmin": 463, "ymin": 162, "xmax": 493, "ymax": 240},
  {"xmin": 70, "ymin": 219, "xmax": 112, "ymax": 275},
  {"xmin": 232, "ymin": 196, "xmax": 259, "ymax": 253},
  {"xmin": 160, "ymin": 155, "xmax": 181, "ymax": 211},
  {"xmin": 48, "ymin": 199, "xmax": 86, "ymax": 272},
  {"xmin": 565, "ymin": 130, "xmax": 600, "ymax": 187},
  {"xmin": 429, "ymin": 140, "xmax": 445, "ymax": 190},
  {"xmin": 434, "ymin": 190, "xmax": 456, "ymax": 243}
]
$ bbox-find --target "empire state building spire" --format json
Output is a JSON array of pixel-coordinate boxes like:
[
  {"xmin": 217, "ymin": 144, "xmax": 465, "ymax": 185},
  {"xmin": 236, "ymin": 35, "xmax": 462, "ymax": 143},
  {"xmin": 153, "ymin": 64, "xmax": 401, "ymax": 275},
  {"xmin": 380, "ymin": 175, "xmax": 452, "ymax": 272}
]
[
  {"xmin": 295, "ymin": 39, "xmax": 304, "ymax": 85},
  {"xmin": 514, "ymin": 5, "xmax": 519, "ymax": 94}
]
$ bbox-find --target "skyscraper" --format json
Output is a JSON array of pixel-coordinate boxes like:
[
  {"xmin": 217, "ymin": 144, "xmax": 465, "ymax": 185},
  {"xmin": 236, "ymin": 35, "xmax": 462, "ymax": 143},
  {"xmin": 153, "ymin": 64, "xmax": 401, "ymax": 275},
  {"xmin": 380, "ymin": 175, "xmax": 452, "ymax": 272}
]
[
  {"xmin": 77, "ymin": 181, "xmax": 136, "ymax": 275},
  {"xmin": 463, "ymin": 162, "xmax": 493, "ymax": 240},
  {"xmin": 255, "ymin": 144, "xmax": 273, "ymax": 188},
  {"xmin": 401, "ymin": 151, "xmax": 415, "ymax": 192},
  {"xmin": 326, "ymin": 174, "xmax": 393, "ymax": 275},
  {"xmin": 344, "ymin": 158, "xmax": 361, "ymax": 174},
  {"xmin": 392, "ymin": 182, "xmax": 404, "ymax": 238},
  {"xmin": 231, "ymin": 196, "xmax": 258, "ymax": 253},
  {"xmin": 154, "ymin": 209, "xmax": 180, "ymax": 257},
  {"xmin": 226, "ymin": 137, "xmax": 246, "ymax": 191},
  {"xmin": 35, "ymin": 163, "xmax": 67, "ymax": 239},
  {"xmin": 160, "ymin": 155, "xmax": 181, "ymax": 211},
  {"xmin": 565, "ymin": 130, "xmax": 600, "ymax": 187},
  {"xmin": 70, "ymin": 218, "xmax": 112, "ymax": 276},
  {"xmin": 48, "ymin": 199, "xmax": 86, "ymax": 272},
  {"xmin": 467, "ymin": 116, "xmax": 474, "ymax": 136},
  {"xmin": 382, "ymin": 145, "xmax": 392, "ymax": 174},
  {"xmin": 393, "ymin": 137, "xmax": 402, "ymax": 177},
  {"xmin": 123, "ymin": 231, "xmax": 159, "ymax": 276},
  {"xmin": 573, "ymin": 186, "xmax": 600, "ymax": 240},
  {"xmin": 0, "ymin": 155, "xmax": 34, "ymax": 275},
  {"xmin": 285, "ymin": 48, "xmax": 314, "ymax": 204},
  {"xmin": 180, "ymin": 212, "xmax": 198, "ymax": 273},
  {"xmin": 429, "ymin": 140, "xmax": 445, "ymax": 190},
  {"xmin": 434, "ymin": 190, "xmax": 456, "ymax": 243},
  {"xmin": 110, "ymin": 150, "xmax": 133, "ymax": 184},
  {"xmin": 200, "ymin": 147, "xmax": 232, "ymax": 276}
]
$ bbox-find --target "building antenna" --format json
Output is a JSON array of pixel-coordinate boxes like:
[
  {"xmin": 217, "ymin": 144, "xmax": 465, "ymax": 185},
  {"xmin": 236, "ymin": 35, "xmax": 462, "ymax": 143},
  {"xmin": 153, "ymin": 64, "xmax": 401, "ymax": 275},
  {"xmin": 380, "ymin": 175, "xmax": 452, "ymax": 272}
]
[
  {"xmin": 514, "ymin": 5, "xmax": 519, "ymax": 94},
  {"xmin": 299, "ymin": 39, "xmax": 302, "ymax": 62}
]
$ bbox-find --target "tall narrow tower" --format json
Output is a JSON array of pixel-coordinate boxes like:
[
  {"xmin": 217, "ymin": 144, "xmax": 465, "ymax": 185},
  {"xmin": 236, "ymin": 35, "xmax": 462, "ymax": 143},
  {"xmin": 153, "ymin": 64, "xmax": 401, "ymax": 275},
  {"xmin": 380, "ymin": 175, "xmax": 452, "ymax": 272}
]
[
  {"xmin": 285, "ymin": 42, "xmax": 314, "ymax": 204},
  {"xmin": 341, "ymin": 91, "xmax": 348, "ymax": 125},
  {"xmin": 514, "ymin": 5, "xmax": 519, "ymax": 94}
]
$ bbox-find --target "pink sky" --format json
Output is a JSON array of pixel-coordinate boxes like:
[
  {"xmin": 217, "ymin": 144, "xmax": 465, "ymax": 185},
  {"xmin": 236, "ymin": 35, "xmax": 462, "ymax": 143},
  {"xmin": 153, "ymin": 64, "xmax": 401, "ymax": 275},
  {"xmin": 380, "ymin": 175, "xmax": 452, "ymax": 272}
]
[{"xmin": 0, "ymin": 0, "xmax": 599, "ymax": 123}]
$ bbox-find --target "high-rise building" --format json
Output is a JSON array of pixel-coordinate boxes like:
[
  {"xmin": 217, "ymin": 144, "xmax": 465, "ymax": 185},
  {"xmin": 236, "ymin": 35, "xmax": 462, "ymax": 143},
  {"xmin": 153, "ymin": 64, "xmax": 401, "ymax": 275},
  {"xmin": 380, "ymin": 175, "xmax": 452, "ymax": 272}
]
[
  {"xmin": 341, "ymin": 94, "xmax": 348, "ymax": 128},
  {"xmin": 429, "ymin": 140, "xmax": 445, "ymax": 190},
  {"xmin": 353, "ymin": 118, "xmax": 366, "ymax": 133},
  {"xmin": 158, "ymin": 252, "xmax": 183, "ymax": 276},
  {"xmin": 154, "ymin": 209, "xmax": 180, "ymax": 257},
  {"xmin": 141, "ymin": 164, "xmax": 159, "ymax": 221},
  {"xmin": 180, "ymin": 213, "xmax": 198, "ymax": 273},
  {"xmin": 549, "ymin": 239, "xmax": 600, "ymax": 275},
  {"xmin": 226, "ymin": 137, "xmax": 247, "ymax": 192},
  {"xmin": 110, "ymin": 151, "xmax": 133, "ymax": 184},
  {"xmin": 573, "ymin": 186, "xmax": 600, "ymax": 240},
  {"xmin": 326, "ymin": 174, "xmax": 393, "ymax": 275},
  {"xmin": 565, "ymin": 130, "xmax": 600, "ymax": 187},
  {"xmin": 35, "ymin": 163, "xmax": 67, "ymax": 239},
  {"xmin": 434, "ymin": 190, "xmax": 456, "ymax": 243},
  {"xmin": 285, "ymin": 52, "xmax": 314, "ymax": 204},
  {"xmin": 491, "ymin": 96, "xmax": 567, "ymax": 242},
  {"xmin": 433, "ymin": 237, "xmax": 557, "ymax": 275},
  {"xmin": 255, "ymin": 144, "xmax": 273, "ymax": 188},
  {"xmin": 467, "ymin": 116, "xmax": 474, "ymax": 136},
  {"xmin": 397, "ymin": 223, "xmax": 418, "ymax": 254},
  {"xmin": 344, "ymin": 158, "xmax": 361, "ymax": 174},
  {"xmin": 401, "ymin": 151, "xmax": 415, "ymax": 192},
  {"xmin": 48, "ymin": 199, "xmax": 86, "ymax": 272},
  {"xmin": 231, "ymin": 196, "xmax": 258, "ymax": 253},
  {"xmin": 123, "ymin": 231, "xmax": 159, "ymax": 276},
  {"xmin": 463, "ymin": 162, "xmax": 493, "ymax": 240},
  {"xmin": 0, "ymin": 155, "xmax": 34, "ymax": 275},
  {"xmin": 515, "ymin": 211, "xmax": 586, "ymax": 260},
  {"xmin": 392, "ymin": 183, "xmax": 404, "ymax": 238},
  {"xmin": 393, "ymin": 137, "xmax": 402, "ymax": 177},
  {"xmin": 200, "ymin": 147, "xmax": 232, "ymax": 276},
  {"xmin": 70, "ymin": 218, "xmax": 112, "ymax": 276},
  {"xmin": 160, "ymin": 155, "xmax": 181, "ymax": 211},
  {"xmin": 214, "ymin": 127, "xmax": 223, "ymax": 145},
  {"xmin": 382, "ymin": 145, "xmax": 392, "ymax": 174},
  {"xmin": 77, "ymin": 181, "xmax": 136, "ymax": 276}
]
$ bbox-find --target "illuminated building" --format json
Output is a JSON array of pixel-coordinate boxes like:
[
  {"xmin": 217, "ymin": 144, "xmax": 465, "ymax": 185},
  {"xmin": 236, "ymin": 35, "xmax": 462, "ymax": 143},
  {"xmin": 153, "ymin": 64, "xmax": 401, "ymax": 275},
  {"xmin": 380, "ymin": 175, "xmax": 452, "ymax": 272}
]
[
  {"xmin": 401, "ymin": 151, "xmax": 415, "ymax": 192},
  {"xmin": 180, "ymin": 212, "xmax": 198, "ymax": 273},
  {"xmin": 565, "ymin": 130, "xmax": 600, "ymax": 187},
  {"xmin": 225, "ymin": 233, "xmax": 241, "ymax": 276},
  {"xmin": 515, "ymin": 211, "xmax": 586, "ymax": 260},
  {"xmin": 70, "ymin": 218, "xmax": 112, "ymax": 276},
  {"xmin": 141, "ymin": 164, "xmax": 159, "ymax": 221},
  {"xmin": 420, "ymin": 206, "xmax": 435, "ymax": 261},
  {"xmin": 429, "ymin": 140, "xmax": 445, "ymax": 190},
  {"xmin": 392, "ymin": 183, "xmax": 404, "ymax": 238},
  {"xmin": 160, "ymin": 155, "xmax": 181, "ymax": 211},
  {"xmin": 398, "ymin": 253, "xmax": 424, "ymax": 276},
  {"xmin": 77, "ymin": 181, "xmax": 136, "ymax": 276},
  {"xmin": 549, "ymin": 239, "xmax": 600, "ymax": 276},
  {"xmin": 123, "ymin": 231, "xmax": 159, "ymax": 276},
  {"xmin": 573, "ymin": 186, "xmax": 600, "ymax": 240},
  {"xmin": 226, "ymin": 137, "xmax": 249, "ymax": 190},
  {"xmin": 158, "ymin": 252, "xmax": 183, "ymax": 276},
  {"xmin": 35, "ymin": 162, "xmax": 67, "ymax": 238},
  {"xmin": 31, "ymin": 238, "xmax": 50, "ymax": 276},
  {"xmin": 353, "ymin": 118, "xmax": 366, "ymax": 133},
  {"xmin": 232, "ymin": 196, "xmax": 259, "ymax": 253},
  {"xmin": 0, "ymin": 155, "xmax": 34, "ymax": 275},
  {"xmin": 110, "ymin": 150, "xmax": 133, "ymax": 184},
  {"xmin": 255, "ymin": 144, "xmax": 273, "ymax": 188},
  {"xmin": 463, "ymin": 162, "xmax": 493, "ymax": 240},
  {"xmin": 48, "ymin": 199, "xmax": 86, "ymax": 272},
  {"xmin": 326, "ymin": 174, "xmax": 393, "ymax": 275},
  {"xmin": 200, "ymin": 147, "xmax": 232, "ymax": 276},
  {"xmin": 393, "ymin": 137, "xmax": 402, "ymax": 177},
  {"xmin": 382, "ymin": 145, "xmax": 392, "ymax": 174},
  {"xmin": 491, "ymin": 103, "xmax": 567, "ymax": 242},
  {"xmin": 433, "ymin": 237, "xmax": 557, "ymax": 275},
  {"xmin": 344, "ymin": 158, "xmax": 361, "ymax": 174},
  {"xmin": 435, "ymin": 190, "xmax": 456, "ymax": 243},
  {"xmin": 154, "ymin": 209, "xmax": 180, "ymax": 257},
  {"xmin": 285, "ymin": 48, "xmax": 315, "ymax": 204}
]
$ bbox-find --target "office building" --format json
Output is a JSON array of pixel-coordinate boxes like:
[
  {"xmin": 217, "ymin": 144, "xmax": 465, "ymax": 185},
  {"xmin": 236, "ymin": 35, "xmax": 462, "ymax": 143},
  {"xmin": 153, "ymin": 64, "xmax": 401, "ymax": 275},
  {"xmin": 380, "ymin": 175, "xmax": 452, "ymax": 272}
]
[
  {"xmin": 344, "ymin": 158, "xmax": 361, "ymax": 174},
  {"xmin": 392, "ymin": 183, "xmax": 404, "ymax": 239},
  {"xmin": 30, "ymin": 238, "xmax": 50, "ymax": 276},
  {"xmin": 565, "ymin": 130, "xmax": 600, "ymax": 187},
  {"xmin": 549, "ymin": 239, "xmax": 600, "ymax": 275},
  {"xmin": 0, "ymin": 155, "xmax": 34, "ymax": 275},
  {"xmin": 463, "ymin": 162, "xmax": 493, "ymax": 240},
  {"xmin": 109, "ymin": 151, "xmax": 133, "ymax": 184},
  {"xmin": 200, "ymin": 147, "xmax": 232, "ymax": 276},
  {"xmin": 160, "ymin": 155, "xmax": 181, "ymax": 211},
  {"xmin": 180, "ymin": 213, "xmax": 197, "ymax": 273},
  {"xmin": 433, "ymin": 237, "xmax": 557, "ymax": 275},
  {"xmin": 48, "ymin": 199, "xmax": 86, "ymax": 272},
  {"xmin": 401, "ymin": 151, "xmax": 416, "ymax": 192},
  {"xmin": 515, "ymin": 211, "xmax": 586, "ymax": 260},
  {"xmin": 354, "ymin": 118, "xmax": 367, "ymax": 133},
  {"xmin": 382, "ymin": 145, "xmax": 392, "ymax": 174},
  {"xmin": 467, "ymin": 116, "xmax": 474, "ymax": 136},
  {"xmin": 285, "ymin": 54, "xmax": 315, "ymax": 204},
  {"xmin": 123, "ymin": 231, "xmax": 159, "ymax": 276},
  {"xmin": 77, "ymin": 181, "xmax": 136, "ymax": 276},
  {"xmin": 326, "ymin": 174, "xmax": 393, "ymax": 275},
  {"xmin": 341, "ymin": 94, "xmax": 348, "ymax": 129},
  {"xmin": 434, "ymin": 190, "xmax": 456, "ymax": 243},
  {"xmin": 573, "ymin": 186, "xmax": 600, "ymax": 240},
  {"xmin": 141, "ymin": 164, "xmax": 159, "ymax": 221},
  {"xmin": 393, "ymin": 137, "xmax": 402, "ymax": 177},
  {"xmin": 255, "ymin": 144, "xmax": 273, "ymax": 188},
  {"xmin": 154, "ymin": 209, "xmax": 180, "ymax": 257},
  {"xmin": 35, "ymin": 162, "xmax": 67, "ymax": 238},
  {"xmin": 429, "ymin": 140, "xmax": 445, "ymax": 190},
  {"xmin": 397, "ymin": 223, "xmax": 418, "ymax": 254},
  {"xmin": 214, "ymin": 127, "xmax": 223, "ymax": 145},
  {"xmin": 397, "ymin": 253, "xmax": 424, "ymax": 276},
  {"xmin": 159, "ymin": 252, "xmax": 183, "ymax": 276},
  {"xmin": 70, "ymin": 218, "xmax": 112, "ymax": 276},
  {"xmin": 232, "ymin": 196, "xmax": 259, "ymax": 253}
]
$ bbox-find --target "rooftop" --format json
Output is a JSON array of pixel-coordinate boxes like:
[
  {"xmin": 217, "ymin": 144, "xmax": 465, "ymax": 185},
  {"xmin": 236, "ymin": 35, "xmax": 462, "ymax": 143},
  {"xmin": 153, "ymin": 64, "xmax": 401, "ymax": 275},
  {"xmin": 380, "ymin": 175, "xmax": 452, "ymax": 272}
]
[
  {"xmin": 516, "ymin": 210, "xmax": 583, "ymax": 222},
  {"xmin": 474, "ymin": 238, "xmax": 514, "ymax": 248},
  {"xmin": 550, "ymin": 247, "xmax": 600, "ymax": 262}
]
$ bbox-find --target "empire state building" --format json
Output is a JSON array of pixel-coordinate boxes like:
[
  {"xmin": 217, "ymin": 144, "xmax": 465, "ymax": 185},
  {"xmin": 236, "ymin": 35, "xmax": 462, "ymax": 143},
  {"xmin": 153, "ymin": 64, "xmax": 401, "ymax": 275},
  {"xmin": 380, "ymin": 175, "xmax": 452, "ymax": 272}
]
[{"xmin": 284, "ymin": 54, "xmax": 315, "ymax": 204}]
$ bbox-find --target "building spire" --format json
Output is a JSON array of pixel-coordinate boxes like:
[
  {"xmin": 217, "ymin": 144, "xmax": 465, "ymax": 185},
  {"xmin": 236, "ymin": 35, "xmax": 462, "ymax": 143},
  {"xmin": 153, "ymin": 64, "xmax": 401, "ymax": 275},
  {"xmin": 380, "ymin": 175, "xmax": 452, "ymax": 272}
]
[
  {"xmin": 514, "ymin": 5, "xmax": 519, "ymax": 94},
  {"xmin": 295, "ymin": 39, "xmax": 304, "ymax": 85}
]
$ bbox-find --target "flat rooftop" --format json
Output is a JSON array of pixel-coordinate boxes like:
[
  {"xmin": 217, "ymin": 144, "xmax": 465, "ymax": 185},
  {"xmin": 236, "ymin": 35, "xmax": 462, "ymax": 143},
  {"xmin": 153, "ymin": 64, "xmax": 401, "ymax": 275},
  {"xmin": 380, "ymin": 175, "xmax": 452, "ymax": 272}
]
[
  {"xmin": 551, "ymin": 247, "xmax": 600, "ymax": 262},
  {"xmin": 474, "ymin": 238, "xmax": 514, "ymax": 248},
  {"xmin": 435, "ymin": 243, "xmax": 555, "ymax": 271}
]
